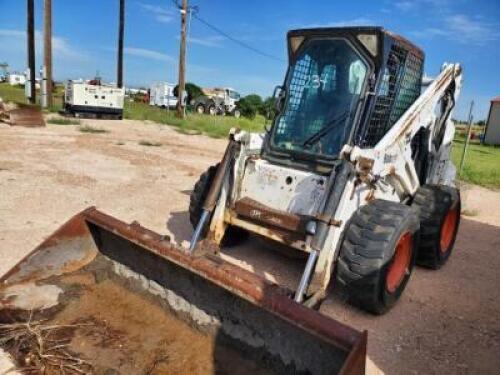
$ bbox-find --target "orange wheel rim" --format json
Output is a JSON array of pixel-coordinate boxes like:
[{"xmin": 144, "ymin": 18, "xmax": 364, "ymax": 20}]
[
  {"xmin": 440, "ymin": 205, "xmax": 459, "ymax": 253},
  {"xmin": 386, "ymin": 232, "xmax": 412, "ymax": 294}
]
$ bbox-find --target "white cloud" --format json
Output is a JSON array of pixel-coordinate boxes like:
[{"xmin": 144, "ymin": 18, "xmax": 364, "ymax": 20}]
[
  {"xmin": 0, "ymin": 29, "xmax": 87, "ymax": 61},
  {"xmin": 124, "ymin": 47, "xmax": 174, "ymax": 62},
  {"xmin": 50, "ymin": 34, "xmax": 87, "ymax": 60},
  {"xmin": 329, "ymin": 18, "xmax": 376, "ymax": 27},
  {"xmin": 175, "ymin": 35, "xmax": 224, "ymax": 48},
  {"xmin": 298, "ymin": 18, "xmax": 376, "ymax": 29},
  {"xmin": 0, "ymin": 30, "xmax": 24, "ymax": 38},
  {"xmin": 413, "ymin": 14, "xmax": 499, "ymax": 45},
  {"xmin": 394, "ymin": 1, "xmax": 415, "ymax": 11},
  {"xmin": 137, "ymin": 2, "xmax": 174, "ymax": 23},
  {"xmin": 393, "ymin": 0, "xmax": 451, "ymax": 11}
]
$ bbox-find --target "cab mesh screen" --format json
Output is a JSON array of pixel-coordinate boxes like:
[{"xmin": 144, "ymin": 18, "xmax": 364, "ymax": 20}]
[
  {"xmin": 276, "ymin": 55, "xmax": 315, "ymax": 137},
  {"xmin": 361, "ymin": 43, "xmax": 423, "ymax": 147}
]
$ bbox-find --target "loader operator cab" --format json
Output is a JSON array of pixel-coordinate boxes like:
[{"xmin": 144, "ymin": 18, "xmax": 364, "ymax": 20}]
[
  {"xmin": 264, "ymin": 27, "xmax": 424, "ymax": 171},
  {"xmin": 272, "ymin": 38, "xmax": 368, "ymax": 157}
]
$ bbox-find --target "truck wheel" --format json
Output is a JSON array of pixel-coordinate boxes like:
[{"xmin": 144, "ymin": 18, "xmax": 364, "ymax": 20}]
[
  {"xmin": 208, "ymin": 105, "xmax": 216, "ymax": 116},
  {"xmin": 196, "ymin": 104, "xmax": 205, "ymax": 114},
  {"xmin": 233, "ymin": 109, "xmax": 241, "ymax": 118},
  {"xmin": 336, "ymin": 200, "xmax": 419, "ymax": 314},
  {"xmin": 189, "ymin": 164, "xmax": 248, "ymax": 247},
  {"xmin": 412, "ymin": 185, "xmax": 460, "ymax": 269}
]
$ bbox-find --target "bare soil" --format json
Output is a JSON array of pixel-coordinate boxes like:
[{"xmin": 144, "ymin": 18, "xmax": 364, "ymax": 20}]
[
  {"xmin": 1, "ymin": 118, "xmax": 499, "ymax": 374},
  {"xmin": 0, "ymin": 272, "xmax": 268, "ymax": 375}
]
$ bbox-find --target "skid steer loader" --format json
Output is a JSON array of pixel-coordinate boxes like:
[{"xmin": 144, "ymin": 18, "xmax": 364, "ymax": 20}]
[
  {"xmin": 0, "ymin": 26, "xmax": 461, "ymax": 374},
  {"xmin": 189, "ymin": 27, "xmax": 462, "ymax": 314}
]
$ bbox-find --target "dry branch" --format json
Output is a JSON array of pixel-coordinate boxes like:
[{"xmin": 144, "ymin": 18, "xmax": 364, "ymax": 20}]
[{"xmin": 0, "ymin": 315, "xmax": 93, "ymax": 374}]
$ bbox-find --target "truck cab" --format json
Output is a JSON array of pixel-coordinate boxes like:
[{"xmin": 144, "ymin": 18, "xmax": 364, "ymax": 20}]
[{"xmin": 194, "ymin": 87, "xmax": 242, "ymax": 117}]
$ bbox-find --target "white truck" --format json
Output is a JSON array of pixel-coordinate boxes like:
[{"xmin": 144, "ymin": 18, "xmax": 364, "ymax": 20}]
[
  {"xmin": 64, "ymin": 80, "xmax": 125, "ymax": 119},
  {"xmin": 149, "ymin": 82, "xmax": 178, "ymax": 108},
  {"xmin": 193, "ymin": 87, "xmax": 241, "ymax": 117}
]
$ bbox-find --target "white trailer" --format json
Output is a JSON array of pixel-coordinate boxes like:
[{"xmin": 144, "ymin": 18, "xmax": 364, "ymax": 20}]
[
  {"xmin": 149, "ymin": 82, "xmax": 178, "ymax": 108},
  {"xmin": 64, "ymin": 81, "xmax": 125, "ymax": 119},
  {"xmin": 8, "ymin": 73, "xmax": 26, "ymax": 86}
]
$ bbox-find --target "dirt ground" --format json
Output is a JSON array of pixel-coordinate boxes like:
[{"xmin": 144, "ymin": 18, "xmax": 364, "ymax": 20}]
[{"xmin": 1, "ymin": 118, "xmax": 499, "ymax": 374}]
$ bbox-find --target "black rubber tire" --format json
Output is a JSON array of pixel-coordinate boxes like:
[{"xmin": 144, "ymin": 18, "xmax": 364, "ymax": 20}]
[
  {"xmin": 208, "ymin": 105, "xmax": 216, "ymax": 116},
  {"xmin": 196, "ymin": 104, "xmax": 205, "ymax": 114},
  {"xmin": 336, "ymin": 200, "xmax": 420, "ymax": 315},
  {"xmin": 412, "ymin": 185, "xmax": 461, "ymax": 269},
  {"xmin": 189, "ymin": 164, "xmax": 248, "ymax": 247}
]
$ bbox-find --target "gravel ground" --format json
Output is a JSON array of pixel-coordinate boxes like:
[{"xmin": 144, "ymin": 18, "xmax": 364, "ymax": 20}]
[{"xmin": 1, "ymin": 118, "xmax": 499, "ymax": 374}]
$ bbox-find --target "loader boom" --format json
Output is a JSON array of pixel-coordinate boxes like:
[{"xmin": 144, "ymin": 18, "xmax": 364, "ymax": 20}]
[
  {"xmin": 350, "ymin": 63, "xmax": 463, "ymax": 195},
  {"xmin": 306, "ymin": 63, "xmax": 462, "ymax": 301}
]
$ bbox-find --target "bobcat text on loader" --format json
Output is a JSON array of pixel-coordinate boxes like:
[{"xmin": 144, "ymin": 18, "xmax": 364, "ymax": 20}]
[{"xmin": 189, "ymin": 26, "xmax": 462, "ymax": 314}]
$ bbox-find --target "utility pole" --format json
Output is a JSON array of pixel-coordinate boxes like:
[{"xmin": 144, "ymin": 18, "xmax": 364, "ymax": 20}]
[
  {"xmin": 27, "ymin": 0, "xmax": 36, "ymax": 104},
  {"xmin": 177, "ymin": 0, "xmax": 188, "ymax": 118},
  {"xmin": 43, "ymin": 0, "xmax": 53, "ymax": 108},
  {"xmin": 459, "ymin": 101, "xmax": 474, "ymax": 177},
  {"xmin": 117, "ymin": 0, "xmax": 125, "ymax": 88}
]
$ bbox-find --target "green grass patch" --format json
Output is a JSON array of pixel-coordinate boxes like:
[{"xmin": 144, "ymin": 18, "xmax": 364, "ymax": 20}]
[
  {"xmin": 78, "ymin": 125, "xmax": 108, "ymax": 134},
  {"xmin": 124, "ymin": 101, "xmax": 266, "ymax": 138},
  {"xmin": 0, "ymin": 82, "xmax": 64, "ymax": 111},
  {"xmin": 47, "ymin": 117, "xmax": 81, "ymax": 125},
  {"xmin": 2, "ymin": 84, "xmax": 266, "ymax": 137},
  {"xmin": 139, "ymin": 140, "xmax": 162, "ymax": 147},
  {"xmin": 452, "ymin": 140, "xmax": 500, "ymax": 189},
  {"xmin": 0, "ymin": 82, "xmax": 26, "ymax": 103},
  {"xmin": 6, "ymin": 84, "xmax": 496, "ymax": 188}
]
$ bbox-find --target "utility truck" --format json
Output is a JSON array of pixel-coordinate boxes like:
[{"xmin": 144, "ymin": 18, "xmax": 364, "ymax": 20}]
[
  {"xmin": 193, "ymin": 87, "xmax": 241, "ymax": 117},
  {"xmin": 64, "ymin": 79, "xmax": 125, "ymax": 119}
]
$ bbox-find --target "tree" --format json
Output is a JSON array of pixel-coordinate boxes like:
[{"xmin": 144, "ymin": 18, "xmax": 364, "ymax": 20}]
[
  {"xmin": 237, "ymin": 97, "xmax": 257, "ymax": 119},
  {"xmin": 243, "ymin": 94, "xmax": 263, "ymax": 109},
  {"xmin": 260, "ymin": 96, "xmax": 276, "ymax": 119},
  {"xmin": 237, "ymin": 94, "xmax": 263, "ymax": 119},
  {"xmin": 173, "ymin": 82, "xmax": 205, "ymax": 104}
]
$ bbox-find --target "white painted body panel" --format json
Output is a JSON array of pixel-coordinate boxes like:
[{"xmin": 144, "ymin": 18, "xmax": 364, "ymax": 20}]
[
  {"xmin": 238, "ymin": 159, "xmax": 326, "ymax": 216},
  {"xmin": 65, "ymin": 82, "xmax": 124, "ymax": 109},
  {"xmin": 8, "ymin": 73, "xmax": 26, "ymax": 86},
  {"xmin": 149, "ymin": 82, "xmax": 178, "ymax": 108}
]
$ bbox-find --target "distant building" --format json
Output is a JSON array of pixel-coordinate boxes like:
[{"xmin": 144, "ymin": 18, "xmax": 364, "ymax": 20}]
[
  {"xmin": 7, "ymin": 73, "xmax": 26, "ymax": 86},
  {"xmin": 484, "ymin": 97, "xmax": 500, "ymax": 145}
]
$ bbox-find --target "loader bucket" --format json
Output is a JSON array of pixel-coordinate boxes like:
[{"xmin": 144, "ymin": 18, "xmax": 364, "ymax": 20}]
[
  {"xmin": 6, "ymin": 106, "xmax": 45, "ymax": 127},
  {"xmin": 0, "ymin": 208, "xmax": 366, "ymax": 374}
]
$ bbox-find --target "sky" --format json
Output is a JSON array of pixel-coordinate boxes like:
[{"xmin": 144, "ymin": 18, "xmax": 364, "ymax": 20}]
[{"xmin": 0, "ymin": 0, "xmax": 499, "ymax": 120}]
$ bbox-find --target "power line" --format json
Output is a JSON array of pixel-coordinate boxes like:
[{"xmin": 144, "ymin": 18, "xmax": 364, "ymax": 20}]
[{"xmin": 192, "ymin": 13, "xmax": 284, "ymax": 63}]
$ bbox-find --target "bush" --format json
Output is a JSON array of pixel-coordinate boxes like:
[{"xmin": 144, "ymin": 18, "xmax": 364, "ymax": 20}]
[
  {"xmin": 78, "ymin": 125, "xmax": 108, "ymax": 134},
  {"xmin": 259, "ymin": 97, "xmax": 276, "ymax": 120},
  {"xmin": 237, "ymin": 97, "xmax": 257, "ymax": 119},
  {"xmin": 243, "ymin": 94, "xmax": 263, "ymax": 109},
  {"xmin": 173, "ymin": 82, "xmax": 205, "ymax": 104},
  {"xmin": 47, "ymin": 117, "xmax": 81, "ymax": 125}
]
